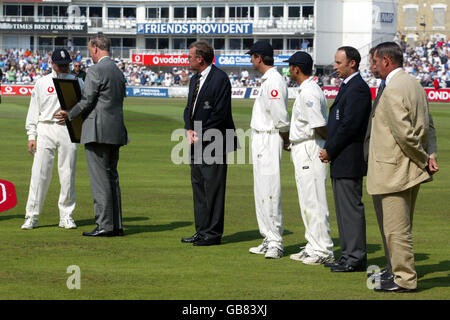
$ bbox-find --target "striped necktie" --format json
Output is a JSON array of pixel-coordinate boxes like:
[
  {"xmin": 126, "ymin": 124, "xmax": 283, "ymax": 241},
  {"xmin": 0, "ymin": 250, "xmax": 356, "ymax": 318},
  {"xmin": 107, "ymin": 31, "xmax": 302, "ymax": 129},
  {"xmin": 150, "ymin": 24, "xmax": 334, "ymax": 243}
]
[
  {"xmin": 189, "ymin": 74, "xmax": 201, "ymax": 119},
  {"xmin": 376, "ymin": 80, "xmax": 386, "ymax": 99},
  {"xmin": 372, "ymin": 80, "xmax": 386, "ymax": 111}
]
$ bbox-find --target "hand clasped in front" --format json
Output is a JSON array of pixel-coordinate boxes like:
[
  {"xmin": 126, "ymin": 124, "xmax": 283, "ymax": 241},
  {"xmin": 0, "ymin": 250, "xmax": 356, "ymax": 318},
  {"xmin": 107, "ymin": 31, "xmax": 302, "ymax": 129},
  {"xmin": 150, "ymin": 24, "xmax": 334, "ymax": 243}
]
[{"xmin": 53, "ymin": 109, "xmax": 69, "ymax": 125}]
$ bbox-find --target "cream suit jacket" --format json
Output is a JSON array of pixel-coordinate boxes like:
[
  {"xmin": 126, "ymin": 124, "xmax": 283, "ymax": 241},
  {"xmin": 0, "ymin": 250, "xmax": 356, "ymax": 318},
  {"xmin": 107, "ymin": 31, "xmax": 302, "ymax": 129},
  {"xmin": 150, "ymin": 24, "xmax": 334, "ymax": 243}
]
[{"xmin": 367, "ymin": 69, "xmax": 437, "ymax": 195}]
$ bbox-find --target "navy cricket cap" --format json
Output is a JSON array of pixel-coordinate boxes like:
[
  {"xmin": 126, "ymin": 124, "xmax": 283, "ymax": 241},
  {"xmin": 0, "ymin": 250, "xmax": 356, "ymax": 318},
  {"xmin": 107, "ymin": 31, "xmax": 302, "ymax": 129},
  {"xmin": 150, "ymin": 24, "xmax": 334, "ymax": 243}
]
[
  {"xmin": 284, "ymin": 51, "xmax": 313, "ymax": 69},
  {"xmin": 246, "ymin": 41, "xmax": 274, "ymax": 57},
  {"xmin": 52, "ymin": 48, "xmax": 72, "ymax": 65}
]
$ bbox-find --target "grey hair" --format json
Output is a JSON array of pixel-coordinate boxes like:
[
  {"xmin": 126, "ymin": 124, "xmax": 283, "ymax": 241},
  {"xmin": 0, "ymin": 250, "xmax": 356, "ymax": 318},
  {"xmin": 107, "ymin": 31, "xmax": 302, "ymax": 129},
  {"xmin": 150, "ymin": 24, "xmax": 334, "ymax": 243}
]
[{"xmin": 90, "ymin": 33, "xmax": 111, "ymax": 52}]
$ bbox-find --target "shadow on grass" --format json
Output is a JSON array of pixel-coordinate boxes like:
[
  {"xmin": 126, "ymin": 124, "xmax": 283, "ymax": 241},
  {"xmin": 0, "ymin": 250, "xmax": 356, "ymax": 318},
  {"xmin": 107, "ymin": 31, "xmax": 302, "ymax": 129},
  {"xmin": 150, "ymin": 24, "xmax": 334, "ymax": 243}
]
[
  {"xmin": 222, "ymin": 229, "xmax": 293, "ymax": 245},
  {"xmin": 416, "ymin": 259, "xmax": 450, "ymax": 292},
  {"xmin": 124, "ymin": 221, "xmax": 192, "ymax": 235},
  {"xmin": 368, "ymin": 253, "xmax": 430, "ymax": 268},
  {"xmin": 284, "ymin": 242, "xmax": 307, "ymax": 255},
  {"xmin": 37, "ymin": 216, "xmax": 150, "ymax": 228},
  {"xmin": 285, "ymin": 238, "xmax": 382, "ymax": 256},
  {"xmin": 417, "ymin": 260, "xmax": 450, "ymax": 280},
  {"xmin": 418, "ymin": 275, "xmax": 450, "ymax": 292},
  {"xmin": 0, "ymin": 214, "xmax": 23, "ymax": 221}
]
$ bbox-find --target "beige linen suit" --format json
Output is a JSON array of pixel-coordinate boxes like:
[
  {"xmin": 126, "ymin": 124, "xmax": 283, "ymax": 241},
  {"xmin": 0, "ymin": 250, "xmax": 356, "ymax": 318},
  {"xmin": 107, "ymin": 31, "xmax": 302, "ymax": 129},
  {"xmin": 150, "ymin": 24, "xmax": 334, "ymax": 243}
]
[{"xmin": 367, "ymin": 69, "xmax": 437, "ymax": 289}]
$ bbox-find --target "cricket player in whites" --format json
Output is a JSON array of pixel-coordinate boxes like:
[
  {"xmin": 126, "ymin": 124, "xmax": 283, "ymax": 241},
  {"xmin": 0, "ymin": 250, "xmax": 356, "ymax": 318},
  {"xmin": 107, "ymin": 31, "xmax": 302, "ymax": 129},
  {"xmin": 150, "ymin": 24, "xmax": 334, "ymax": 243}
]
[
  {"xmin": 285, "ymin": 51, "xmax": 335, "ymax": 265},
  {"xmin": 247, "ymin": 41, "xmax": 290, "ymax": 259},
  {"xmin": 22, "ymin": 48, "xmax": 84, "ymax": 230}
]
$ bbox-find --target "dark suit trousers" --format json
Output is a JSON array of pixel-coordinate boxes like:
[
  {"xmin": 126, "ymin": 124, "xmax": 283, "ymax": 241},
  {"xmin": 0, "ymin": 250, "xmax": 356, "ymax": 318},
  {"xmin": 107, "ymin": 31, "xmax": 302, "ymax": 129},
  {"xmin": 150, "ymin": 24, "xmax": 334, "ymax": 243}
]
[
  {"xmin": 85, "ymin": 142, "xmax": 123, "ymax": 232},
  {"xmin": 190, "ymin": 160, "xmax": 227, "ymax": 241},
  {"xmin": 331, "ymin": 177, "xmax": 367, "ymax": 265}
]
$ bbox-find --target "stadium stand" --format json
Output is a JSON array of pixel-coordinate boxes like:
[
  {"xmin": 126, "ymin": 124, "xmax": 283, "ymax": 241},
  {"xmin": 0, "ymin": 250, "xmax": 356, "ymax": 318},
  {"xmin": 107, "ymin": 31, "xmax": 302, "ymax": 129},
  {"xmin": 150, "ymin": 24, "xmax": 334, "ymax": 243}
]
[{"xmin": 1, "ymin": 35, "xmax": 448, "ymax": 89}]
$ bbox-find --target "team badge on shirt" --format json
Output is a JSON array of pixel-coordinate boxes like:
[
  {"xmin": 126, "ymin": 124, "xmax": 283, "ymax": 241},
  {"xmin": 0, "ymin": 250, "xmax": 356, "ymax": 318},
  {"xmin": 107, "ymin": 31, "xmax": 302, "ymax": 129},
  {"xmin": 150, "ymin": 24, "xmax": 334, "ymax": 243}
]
[
  {"xmin": 269, "ymin": 89, "xmax": 280, "ymax": 100},
  {"xmin": 47, "ymin": 87, "xmax": 55, "ymax": 94}
]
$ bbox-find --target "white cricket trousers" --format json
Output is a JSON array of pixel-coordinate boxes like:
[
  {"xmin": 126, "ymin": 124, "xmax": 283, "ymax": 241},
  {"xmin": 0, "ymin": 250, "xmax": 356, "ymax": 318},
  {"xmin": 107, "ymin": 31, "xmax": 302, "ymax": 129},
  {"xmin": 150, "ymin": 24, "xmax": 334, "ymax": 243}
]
[
  {"xmin": 291, "ymin": 139, "xmax": 334, "ymax": 257},
  {"xmin": 251, "ymin": 130, "xmax": 283, "ymax": 250},
  {"xmin": 25, "ymin": 122, "xmax": 77, "ymax": 220}
]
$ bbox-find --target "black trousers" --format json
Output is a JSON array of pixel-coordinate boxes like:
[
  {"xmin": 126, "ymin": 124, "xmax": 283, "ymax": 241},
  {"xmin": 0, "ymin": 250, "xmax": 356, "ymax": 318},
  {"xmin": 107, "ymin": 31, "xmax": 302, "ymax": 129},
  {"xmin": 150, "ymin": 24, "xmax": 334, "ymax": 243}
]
[
  {"xmin": 331, "ymin": 177, "xmax": 367, "ymax": 265},
  {"xmin": 190, "ymin": 162, "xmax": 228, "ymax": 241}
]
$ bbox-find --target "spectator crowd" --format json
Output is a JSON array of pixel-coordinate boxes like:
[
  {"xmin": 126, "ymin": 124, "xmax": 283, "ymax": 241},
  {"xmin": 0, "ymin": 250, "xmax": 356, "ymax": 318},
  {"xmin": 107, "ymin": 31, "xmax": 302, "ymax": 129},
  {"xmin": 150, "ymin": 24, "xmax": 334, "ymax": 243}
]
[
  {"xmin": 1, "ymin": 35, "xmax": 449, "ymax": 89},
  {"xmin": 0, "ymin": 48, "xmax": 83, "ymax": 85},
  {"xmin": 319, "ymin": 35, "xmax": 450, "ymax": 89}
]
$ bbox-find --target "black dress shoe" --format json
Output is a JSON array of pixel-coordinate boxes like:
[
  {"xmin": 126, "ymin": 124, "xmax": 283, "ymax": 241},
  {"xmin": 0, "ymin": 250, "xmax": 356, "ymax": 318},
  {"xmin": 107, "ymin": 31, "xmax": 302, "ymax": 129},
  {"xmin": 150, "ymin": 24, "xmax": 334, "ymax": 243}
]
[
  {"xmin": 113, "ymin": 229, "xmax": 124, "ymax": 236},
  {"xmin": 325, "ymin": 257, "xmax": 346, "ymax": 268},
  {"xmin": 331, "ymin": 262, "xmax": 367, "ymax": 272},
  {"xmin": 367, "ymin": 267, "xmax": 389, "ymax": 278},
  {"xmin": 374, "ymin": 278, "xmax": 416, "ymax": 293},
  {"xmin": 324, "ymin": 261, "xmax": 343, "ymax": 268},
  {"xmin": 380, "ymin": 271, "xmax": 394, "ymax": 283},
  {"xmin": 83, "ymin": 227, "xmax": 114, "ymax": 237},
  {"xmin": 367, "ymin": 268, "xmax": 394, "ymax": 282},
  {"xmin": 181, "ymin": 233, "xmax": 201, "ymax": 243},
  {"xmin": 193, "ymin": 238, "xmax": 221, "ymax": 246}
]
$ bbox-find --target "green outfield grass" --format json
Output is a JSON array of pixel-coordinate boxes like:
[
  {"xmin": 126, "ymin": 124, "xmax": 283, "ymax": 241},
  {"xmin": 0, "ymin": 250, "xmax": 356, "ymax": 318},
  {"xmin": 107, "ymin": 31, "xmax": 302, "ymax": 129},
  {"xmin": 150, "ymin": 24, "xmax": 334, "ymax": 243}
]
[{"xmin": 0, "ymin": 96, "xmax": 449, "ymax": 300}]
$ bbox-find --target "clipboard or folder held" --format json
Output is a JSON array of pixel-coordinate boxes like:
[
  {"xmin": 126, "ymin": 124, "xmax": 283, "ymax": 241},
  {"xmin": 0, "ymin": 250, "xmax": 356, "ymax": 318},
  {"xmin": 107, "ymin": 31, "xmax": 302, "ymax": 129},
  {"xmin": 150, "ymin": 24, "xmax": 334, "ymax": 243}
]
[{"xmin": 52, "ymin": 78, "xmax": 82, "ymax": 143}]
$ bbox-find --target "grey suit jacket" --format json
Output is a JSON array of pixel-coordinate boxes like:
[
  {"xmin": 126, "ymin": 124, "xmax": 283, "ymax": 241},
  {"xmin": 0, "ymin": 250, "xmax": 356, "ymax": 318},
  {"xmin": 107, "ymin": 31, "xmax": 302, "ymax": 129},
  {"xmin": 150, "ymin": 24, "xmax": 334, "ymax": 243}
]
[{"xmin": 69, "ymin": 56, "xmax": 128, "ymax": 145}]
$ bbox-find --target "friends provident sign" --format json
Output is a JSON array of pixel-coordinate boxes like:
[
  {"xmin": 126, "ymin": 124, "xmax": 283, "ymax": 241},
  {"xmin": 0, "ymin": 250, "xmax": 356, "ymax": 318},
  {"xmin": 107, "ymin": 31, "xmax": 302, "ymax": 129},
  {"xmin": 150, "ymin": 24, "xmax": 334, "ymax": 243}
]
[{"xmin": 137, "ymin": 23, "xmax": 253, "ymax": 35}]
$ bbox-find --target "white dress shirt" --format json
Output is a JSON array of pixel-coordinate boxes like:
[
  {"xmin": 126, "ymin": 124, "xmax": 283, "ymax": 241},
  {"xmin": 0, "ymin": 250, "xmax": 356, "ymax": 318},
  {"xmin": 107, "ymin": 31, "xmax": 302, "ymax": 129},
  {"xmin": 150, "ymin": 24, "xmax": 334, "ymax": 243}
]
[
  {"xmin": 385, "ymin": 67, "xmax": 402, "ymax": 86},
  {"xmin": 342, "ymin": 71, "xmax": 360, "ymax": 85}
]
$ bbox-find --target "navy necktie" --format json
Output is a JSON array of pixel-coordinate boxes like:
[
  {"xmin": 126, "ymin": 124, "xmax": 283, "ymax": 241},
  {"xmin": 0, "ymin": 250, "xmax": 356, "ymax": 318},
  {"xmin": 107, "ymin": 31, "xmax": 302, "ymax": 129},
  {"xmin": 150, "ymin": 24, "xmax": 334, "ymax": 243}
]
[
  {"xmin": 189, "ymin": 74, "xmax": 201, "ymax": 119},
  {"xmin": 336, "ymin": 82, "xmax": 346, "ymax": 99}
]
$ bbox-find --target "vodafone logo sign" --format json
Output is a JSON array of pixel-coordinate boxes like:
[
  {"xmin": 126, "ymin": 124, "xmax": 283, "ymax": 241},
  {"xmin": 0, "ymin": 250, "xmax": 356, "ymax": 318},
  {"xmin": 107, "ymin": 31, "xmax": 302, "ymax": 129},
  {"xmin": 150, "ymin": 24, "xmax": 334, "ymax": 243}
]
[
  {"xmin": 132, "ymin": 54, "xmax": 190, "ymax": 66},
  {"xmin": 151, "ymin": 55, "xmax": 189, "ymax": 66},
  {"xmin": 48, "ymin": 87, "xmax": 55, "ymax": 94},
  {"xmin": 19, "ymin": 87, "xmax": 32, "ymax": 95},
  {"xmin": 0, "ymin": 179, "xmax": 17, "ymax": 213},
  {"xmin": 1, "ymin": 85, "xmax": 34, "ymax": 96},
  {"xmin": 132, "ymin": 54, "xmax": 216, "ymax": 66},
  {"xmin": 270, "ymin": 90, "xmax": 279, "ymax": 98},
  {"xmin": 132, "ymin": 54, "xmax": 144, "ymax": 65}
]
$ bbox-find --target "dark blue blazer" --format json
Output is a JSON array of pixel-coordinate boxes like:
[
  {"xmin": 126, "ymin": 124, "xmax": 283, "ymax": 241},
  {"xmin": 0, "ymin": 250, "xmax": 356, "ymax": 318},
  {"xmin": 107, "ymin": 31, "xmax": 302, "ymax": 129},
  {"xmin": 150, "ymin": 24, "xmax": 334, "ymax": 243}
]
[
  {"xmin": 184, "ymin": 64, "xmax": 237, "ymax": 155},
  {"xmin": 324, "ymin": 73, "xmax": 372, "ymax": 178}
]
